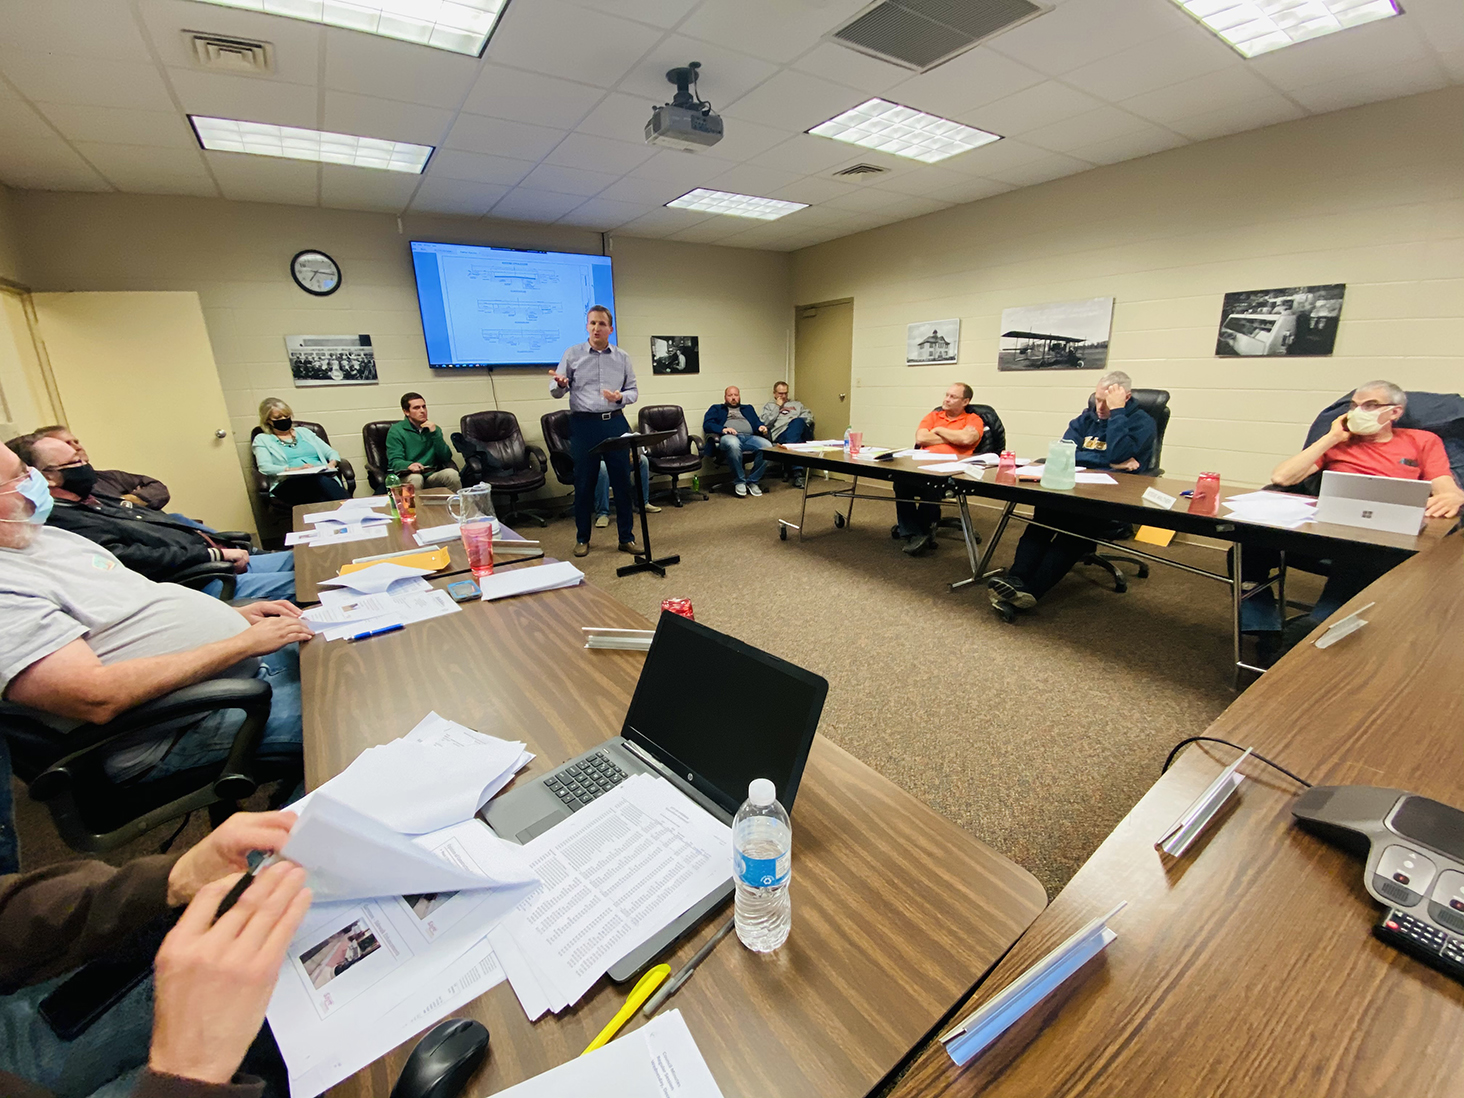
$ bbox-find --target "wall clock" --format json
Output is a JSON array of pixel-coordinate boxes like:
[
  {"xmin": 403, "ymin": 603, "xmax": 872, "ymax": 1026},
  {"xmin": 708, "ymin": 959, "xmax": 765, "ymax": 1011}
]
[{"xmin": 291, "ymin": 249, "xmax": 341, "ymax": 296}]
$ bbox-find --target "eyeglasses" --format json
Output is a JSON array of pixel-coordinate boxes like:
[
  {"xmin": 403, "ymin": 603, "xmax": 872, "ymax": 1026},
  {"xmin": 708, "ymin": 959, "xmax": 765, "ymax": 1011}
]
[{"xmin": 1349, "ymin": 400, "xmax": 1396, "ymax": 412}]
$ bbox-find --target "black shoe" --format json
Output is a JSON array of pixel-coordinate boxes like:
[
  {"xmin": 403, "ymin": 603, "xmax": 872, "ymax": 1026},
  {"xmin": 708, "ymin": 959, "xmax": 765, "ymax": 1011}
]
[
  {"xmin": 902, "ymin": 532, "xmax": 932, "ymax": 556},
  {"xmin": 987, "ymin": 575, "xmax": 1036, "ymax": 610}
]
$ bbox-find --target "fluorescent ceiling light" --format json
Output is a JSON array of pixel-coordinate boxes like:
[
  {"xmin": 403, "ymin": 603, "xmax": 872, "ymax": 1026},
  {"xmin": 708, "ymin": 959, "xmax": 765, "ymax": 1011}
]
[
  {"xmin": 808, "ymin": 99, "xmax": 1001, "ymax": 164},
  {"xmin": 190, "ymin": 116, "xmax": 433, "ymax": 172},
  {"xmin": 191, "ymin": 0, "xmax": 508, "ymax": 56},
  {"xmin": 1171, "ymin": 0, "xmax": 1401, "ymax": 58},
  {"xmin": 665, "ymin": 189, "xmax": 808, "ymax": 221}
]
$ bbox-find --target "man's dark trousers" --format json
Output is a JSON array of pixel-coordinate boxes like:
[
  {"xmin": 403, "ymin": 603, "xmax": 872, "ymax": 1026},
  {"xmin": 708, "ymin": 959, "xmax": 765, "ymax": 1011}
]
[{"xmin": 570, "ymin": 411, "xmax": 634, "ymax": 544}]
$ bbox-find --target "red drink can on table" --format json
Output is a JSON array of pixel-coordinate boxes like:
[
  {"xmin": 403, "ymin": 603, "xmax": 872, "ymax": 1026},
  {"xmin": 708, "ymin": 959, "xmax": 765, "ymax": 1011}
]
[
  {"xmin": 1188, "ymin": 471, "xmax": 1221, "ymax": 516},
  {"xmin": 661, "ymin": 598, "xmax": 694, "ymax": 620}
]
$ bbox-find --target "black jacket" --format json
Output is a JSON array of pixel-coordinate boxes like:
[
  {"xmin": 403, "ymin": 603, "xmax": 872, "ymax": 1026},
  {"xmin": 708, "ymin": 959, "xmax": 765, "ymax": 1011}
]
[{"xmin": 47, "ymin": 497, "xmax": 225, "ymax": 579}]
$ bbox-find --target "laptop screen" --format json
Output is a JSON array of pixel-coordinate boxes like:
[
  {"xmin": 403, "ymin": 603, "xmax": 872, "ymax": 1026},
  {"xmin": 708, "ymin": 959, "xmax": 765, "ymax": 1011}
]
[{"xmin": 621, "ymin": 612, "xmax": 828, "ymax": 816}]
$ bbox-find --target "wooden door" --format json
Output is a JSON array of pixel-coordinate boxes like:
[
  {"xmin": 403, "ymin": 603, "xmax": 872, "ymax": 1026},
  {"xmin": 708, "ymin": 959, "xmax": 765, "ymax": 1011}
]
[
  {"xmin": 794, "ymin": 299, "xmax": 852, "ymax": 441},
  {"xmin": 31, "ymin": 291, "xmax": 257, "ymax": 535}
]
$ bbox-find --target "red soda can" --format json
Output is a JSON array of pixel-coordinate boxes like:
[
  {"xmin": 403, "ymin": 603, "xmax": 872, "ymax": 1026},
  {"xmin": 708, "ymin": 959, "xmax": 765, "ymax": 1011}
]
[{"xmin": 661, "ymin": 598, "xmax": 694, "ymax": 620}]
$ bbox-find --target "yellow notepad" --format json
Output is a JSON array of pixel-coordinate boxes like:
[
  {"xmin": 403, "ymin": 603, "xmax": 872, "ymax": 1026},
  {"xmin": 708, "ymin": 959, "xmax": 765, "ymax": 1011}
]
[
  {"xmin": 337, "ymin": 546, "xmax": 451, "ymax": 575},
  {"xmin": 1133, "ymin": 526, "xmax": 1175, "ymax": 547}
]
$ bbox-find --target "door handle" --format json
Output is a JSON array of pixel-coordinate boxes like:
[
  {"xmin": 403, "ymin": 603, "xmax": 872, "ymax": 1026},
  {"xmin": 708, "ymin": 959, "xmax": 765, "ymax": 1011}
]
[
  {"xmin": 839, "ymin": 394, "xmax": 846, "ymax": 402},
  {"xmin": 215, "ymin": 429, "xmax": 228, "ymax": 439}
]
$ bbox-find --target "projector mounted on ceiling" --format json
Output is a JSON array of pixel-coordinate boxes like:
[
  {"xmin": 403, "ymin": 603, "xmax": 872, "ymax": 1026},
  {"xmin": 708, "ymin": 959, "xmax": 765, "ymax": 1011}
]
[{"xmin": 645, "ymin": 62, "xmax": 724, "ymax": 152}]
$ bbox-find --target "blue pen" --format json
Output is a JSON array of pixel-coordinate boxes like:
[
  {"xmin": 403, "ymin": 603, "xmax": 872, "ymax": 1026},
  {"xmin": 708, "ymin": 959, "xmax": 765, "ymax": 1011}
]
[{"xmin": 348, "ymin": 623, "xmax": 405, "ymax": 642}]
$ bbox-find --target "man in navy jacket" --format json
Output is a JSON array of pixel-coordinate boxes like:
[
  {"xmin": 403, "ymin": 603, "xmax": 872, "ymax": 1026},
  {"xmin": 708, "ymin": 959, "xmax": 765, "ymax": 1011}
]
[
  {"xmin": 704, "ymin": 387, "xmax": 773, "ymax": 497},
  {"xmin": 988, "ymin": 371, "xmax": 1156, "ymax": 614}
]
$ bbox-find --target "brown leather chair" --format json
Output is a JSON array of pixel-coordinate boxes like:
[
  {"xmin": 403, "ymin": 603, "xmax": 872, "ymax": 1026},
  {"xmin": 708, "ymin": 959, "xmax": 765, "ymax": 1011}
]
[
  {"xmin": 249, "ymin": 421, "xmax": 356, "ymax": 520},
  {"xmin": 361, "ymin": 420, "xmax": 397, "ymax": 493},
  {"xmin": 457, "ymin": 410, "xmax": 549, "ymax": 527},
  {"xmin": 540, "ymin": 410, "xmax": 575, "ymax": 490},
  {"xmin": 638, "ymin": 405, "xmax": 706, "ymax": 506}
]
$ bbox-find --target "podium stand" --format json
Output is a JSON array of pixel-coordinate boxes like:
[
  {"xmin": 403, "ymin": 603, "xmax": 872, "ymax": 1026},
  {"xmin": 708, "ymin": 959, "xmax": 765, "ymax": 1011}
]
[{"xmin": 589, "ymin": 430, "xmax": 679, "ymax": 578}]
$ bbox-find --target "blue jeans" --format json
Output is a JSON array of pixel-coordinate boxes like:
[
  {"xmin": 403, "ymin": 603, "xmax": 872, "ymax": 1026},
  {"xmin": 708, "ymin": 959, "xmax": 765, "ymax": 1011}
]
[
  {"xmin": 717, "ymin": 434, "xmax": 771, "ymax": 484},
  {"xmin": 0, "ymin": 970, "xmax": 154, "ymax": 1098},
  {"xmin": 142, "ymin": 645, "xmax": 303, "ymax": 783},
  {"xmin": 0, "ymin": 734, "xmax": 16, "ymax": 875},
  {"xmin": 202, "ymin": 550, "xmax": 295, "ymax": 602},
  {"xmin": 776, "ymin": 418, "xmax": 812, "ymax": 445},
  {"xmin": 594, "ymin": 453, "xmax": 651, "ymax": 515}
]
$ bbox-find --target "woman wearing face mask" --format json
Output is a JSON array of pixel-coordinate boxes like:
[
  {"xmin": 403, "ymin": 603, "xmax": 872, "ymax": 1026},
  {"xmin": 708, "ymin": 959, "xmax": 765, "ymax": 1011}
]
[{"xmin": 251, "ymin": 398, "xmax": 349, "ymax": 507}]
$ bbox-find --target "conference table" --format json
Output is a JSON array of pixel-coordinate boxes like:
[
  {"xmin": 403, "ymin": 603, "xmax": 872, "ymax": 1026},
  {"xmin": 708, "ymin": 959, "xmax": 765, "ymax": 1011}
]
[
  {"xmin": 291, "ymin": 505, "xmax": 1049, "ymax": 1097},
  {"xmin": 767, "ymin": 445, "xmax": 1453, "ymax": 684},
  {"xmin": 885, "ymin": 528, "xmax": 1464, "ymax": 1098},
  {"xmin": 292, "ymin": 493, "xmax": 471, "ymax": 603}
]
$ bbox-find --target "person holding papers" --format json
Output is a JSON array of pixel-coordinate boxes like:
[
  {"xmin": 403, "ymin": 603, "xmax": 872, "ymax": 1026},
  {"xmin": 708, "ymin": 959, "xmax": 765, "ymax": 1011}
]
[
  {"xmin": 251, "ymin": 398, "xmax": 349, "ymax": 507},
  {"xmin": 549, "ymin": 306, "xmax": 639, "ymax": 558},
  {"xmin": 0, "ymin": 809, "xmax": 310, "ymax": 1098},
  {"xmin": 703, "ymin": 386, "xmax": 772, "ymax": 498},
  {"xmin": 986, "ymin": 372, "xmax": 1155, "ymax": 615},
  {"xmin": 894, "ymin": 382, "xmax": 983, "ymax": 557}
]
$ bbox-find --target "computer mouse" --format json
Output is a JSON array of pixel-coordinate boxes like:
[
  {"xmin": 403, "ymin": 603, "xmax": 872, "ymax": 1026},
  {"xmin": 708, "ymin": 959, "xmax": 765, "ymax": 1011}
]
[{"xmin": 388, "ymin": 1018, "xmax": 490, "ymax": 1098}]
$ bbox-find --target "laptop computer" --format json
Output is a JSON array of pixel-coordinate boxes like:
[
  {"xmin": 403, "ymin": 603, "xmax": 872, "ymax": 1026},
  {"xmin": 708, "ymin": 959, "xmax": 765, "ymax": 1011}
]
[
  {"xmin": 1314, "ymin": 470, "xmax": 1432, "ymax": 536},
  {"xmin": 483, "ymin": 609, "xmax": 828, "ymax": 982}
]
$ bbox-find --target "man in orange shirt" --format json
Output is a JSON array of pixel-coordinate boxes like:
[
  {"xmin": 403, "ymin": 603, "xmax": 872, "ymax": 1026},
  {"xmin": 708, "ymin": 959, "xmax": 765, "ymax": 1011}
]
[{"xmin": 894, "ymin": 382, "xmax": 984, "ymax": 556}]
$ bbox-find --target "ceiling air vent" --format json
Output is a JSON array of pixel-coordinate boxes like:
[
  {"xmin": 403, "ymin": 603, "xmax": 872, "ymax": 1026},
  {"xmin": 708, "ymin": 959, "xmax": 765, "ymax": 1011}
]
[
  {"xmin": 833, "ymin": 163, "xmax": 890, "ymax": 178},
  {"xmin": 829, "ymin": 0, "xmax": 1050, "ymax": 72},
  {"xmin": 186, "ymin": 32, "xmax": 274, "ymax": 74}
]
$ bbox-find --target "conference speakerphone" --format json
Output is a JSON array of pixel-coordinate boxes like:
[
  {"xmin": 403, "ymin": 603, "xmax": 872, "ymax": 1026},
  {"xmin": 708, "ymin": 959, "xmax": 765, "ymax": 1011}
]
[{"xmin": 1293, "ymin": 785, "xmax": 1464, "ymax": 982}]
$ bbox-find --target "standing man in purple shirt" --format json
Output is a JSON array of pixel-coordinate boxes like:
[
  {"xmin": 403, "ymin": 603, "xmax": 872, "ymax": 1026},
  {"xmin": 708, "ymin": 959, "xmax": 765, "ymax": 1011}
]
[{"xmin": 549, "ymin": 306, "xmax": 640, "ymax": 559}]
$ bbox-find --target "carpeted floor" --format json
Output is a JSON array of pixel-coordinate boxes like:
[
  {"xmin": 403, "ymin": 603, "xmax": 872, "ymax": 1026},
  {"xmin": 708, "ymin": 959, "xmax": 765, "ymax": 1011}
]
[{"xmin": 14, "ymin": 472, "xmax": 1308, "ymax": 898}]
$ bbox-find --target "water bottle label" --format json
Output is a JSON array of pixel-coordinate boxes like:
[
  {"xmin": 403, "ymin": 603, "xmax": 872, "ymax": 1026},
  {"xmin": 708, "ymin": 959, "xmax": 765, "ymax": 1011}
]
[{"xmin": 735, "ymin": 850, "xmax": 790, "ymax": 887}]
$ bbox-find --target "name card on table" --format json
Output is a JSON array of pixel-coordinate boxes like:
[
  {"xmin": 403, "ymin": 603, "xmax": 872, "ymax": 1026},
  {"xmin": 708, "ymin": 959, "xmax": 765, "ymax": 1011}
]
[
  {"xmin": 1315, "ymin": 602, "xmax": 1375, "ymax": 649},
  {"xmin": 1142, "ymin": 486, "xmax": 1178, "ymax": 510},
  {"xmin": 940, "ymin": 902, "xmax": 1126, "ymax": 1066},
  {"xmin": 1156, "ymin": 748, "xmax": 1250, "ymax": 858}
]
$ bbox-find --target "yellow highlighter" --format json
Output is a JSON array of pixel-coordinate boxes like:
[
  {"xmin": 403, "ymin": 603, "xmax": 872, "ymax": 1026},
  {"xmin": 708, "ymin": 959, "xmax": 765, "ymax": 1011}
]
[{"xmin": 580, "ymin": 964, "xmax": 670, "ymax": 1056}]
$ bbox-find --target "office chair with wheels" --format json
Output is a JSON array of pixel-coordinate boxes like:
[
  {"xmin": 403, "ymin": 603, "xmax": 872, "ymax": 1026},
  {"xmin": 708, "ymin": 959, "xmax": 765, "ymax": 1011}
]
[
  {"xmin": 1, "ymin": 678, "xmax": 300, "ymax": 857},
  {"xmin": 249, "ymin": 423, "xmax": 356, "ymax": 517},
  {"xmin": 362, "ymin": 420, "xmax": 397, "ymax": 494},
  {"xmin": 639, "ymin": 405, "xmax": 705, "ymax": 505},
  {"xmin": 457, "ymin": 411, "xmax": 549, "ymax": 527},
  {"xmin": 1078, "ymin": 389, "xmax": 1171, "ymax": 593},
  {"xmin": 540, "ymin": 410, "xmax": 575, "ymax": 493}
]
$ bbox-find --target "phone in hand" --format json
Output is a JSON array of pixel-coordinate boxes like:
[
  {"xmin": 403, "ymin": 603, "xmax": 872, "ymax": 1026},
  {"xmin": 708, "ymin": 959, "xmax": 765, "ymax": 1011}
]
[{"xmin": 447, "ymin": 579, "xmax": 481, "ymax": 603}]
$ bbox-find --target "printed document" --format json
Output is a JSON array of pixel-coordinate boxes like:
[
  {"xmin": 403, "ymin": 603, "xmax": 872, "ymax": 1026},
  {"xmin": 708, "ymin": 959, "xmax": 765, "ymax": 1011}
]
[
  {"xmin": 478, "ymin": 560, "xmax": 584, "ymax": 601},
  {"xmin": 319, "ymin": 561, "xmax": 436, "ymax": 594}
]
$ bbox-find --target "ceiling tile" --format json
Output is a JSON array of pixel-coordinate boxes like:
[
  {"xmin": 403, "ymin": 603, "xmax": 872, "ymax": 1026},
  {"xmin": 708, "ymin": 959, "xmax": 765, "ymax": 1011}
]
[
  {"xmin": 138, "ymin": 0, "xmax": 323, "ymax": 86},
  {"xmin": 967, "ymin": 81, "xmax": 1103, "ymax": 136},
  {"xmin": 1247, "ymin": 16, "xmax": 1433, "ymax": 92},
  {"xmin": 766, "ymin": 175, "xmax": 862, "ymax": 204},
  {"xmin": 574, "ymin": 92, "xmax": 657, "ymax": 142},
  {"xmin": 0, "ymin": 51, "xmax": 176, "ymax": 111},
  {"xmin": 722, "ymin": 70, "xmax": 863, "ymax": 132},
  {"xmin": 615, "ymin": 35, "xmax": 779, "ymax": 107},
  {"xmin": 937, "ymin": 137, "xmax": 1052, "ymax": 176},
  {"xmin": 166, "ymin": 69, "xmax": 320, "ymax": 129},
  {"xmin": 617, "ymin": 205, "xmax": 713, "ymax": 236},
  {"xmin": 865, "ymin": 164, "xmax": 967, "ymax": 197},
  {"xmin": 1061, "ymin": 27, "xmax": 1239, "ymax": 103},
  {"xmin": 445, "ymin": 114, "xmax": 567, "ymax": 161},
  {"xmin": 701, "ymin": 162, "xmax": 801, "ymax": 197},
  {"xmin": 1286, "ymin": 64, "xmax": 1448, "ymax": 115},
  {"xmin": 0, "ymin": 100, "xmax": 62, "ymax": 145},
  {"xmin": 677, "ymin": 0, "xmax": 869, "ymax": 65},
  {"xmin": 792, "ymin": 42, "xmax": 909, "ymax": 94},
  {"xmin": 75, "ymin": 142, "xmax": 216, "ymax": 195},
  {"xmin": 879, "ymin": 195, "xmax": 950, "ymax": 219},
  {"xmin": 205, "ymin": 151, "xmax": 319, "ymax": 205},
  {"xmin": 593, "ymin": 171, "xmax": 706, "ymax": 206},
  {"xmin": 1405, "ymin": 0, "xmax": 1464, "ymax": 52},
  {"xmin": 323, "ymin": 27, "xmax": 480, "ymax": 108},
  {"xmin": 750, "ymin": 133, "xmax": 869, "ymax": 176},
  {"xmin": 887, "ymin": 47, "xmax": 1045, "ymax": 118},
  {"xmin": 490, "ymin": 187, "xmax": 589, "ymax": 222},
  {"xmin": 1165, "ymin": 95, "xmax": 1306, "ymax": 142},
  {"xmin": 460, "ymin": 67, "xmax": 605, "ymax": 129},
  {"xmin": 1119, "ymin": 67, "xmax": 1280, "ymax": 125},
  {"xmin": 426, "ymin": 149, "xmax": 536, "ymax": 186},
  {"xmin": 628, "ymin": 147, "xmax": 730, "ymax": 187},
  {"xmin": 34, "ymin": 104, "xmax": 197, "ymax": 148},
  {"xmin": 409, "ymin": 177, "xmax": 511, "ymax": 216},
  {"xmin": 320, "ymin": 164, "xmax": 420, "ymax": 212},
  {"xmin": 987, "ymin": 0, "xmax": 1188, "ymax": 77},
  {"xmin": 0, "ymin": 139, "xmax": 112, "ymax": 191},
  {"xmin": 983, "ymin": 150, "xmax": 1094, "ymax": 187},
  {"xmin": 0, "ymin": 0, "xmax": 152, "ymax": 60},
  {"xmin": 925, "ymin": 175, "xmax": 1015, "ymax": 204},
  {"xmin": 564, "ymin": 0, "xmax": 701, "ymax": 27},
  {"xmin": 667, "ymin": 218, "xmax": 752, "ymax": 243},
  {"xmin": 544, "ymin": 132, "xmax": 656, "ymax": 174},
  {"xmin": 555, "ymin": 196, "xmax": 652, "ymax": 229},
  {"xmin": 1065, "ymin": 125, "xmax": 1187, "ymax": 166},
  {"xmin": 693, "ymin": 117, "xmax": 789, "ymax": 163},
  {"xmin": 487, "ymin": 0, "xmax": 662, "ymax": 89},
  {"xmin": 819, "ymin": 186, "xmax": 908, "ymax": 212},
  {"xmin": 323, "ymin": 91, "xmax": 454, "ymax": 145},
  {"xmin": 520, "ymin": 162, "xmax": 620, "ymax": 198},
  {"xmin": 1440, "ymin": 49, "xmax": 1464, "ymax": 82},
  {"xmin": 1021, "ymin": 106, "xmax": 1154, "ymax": 155}
]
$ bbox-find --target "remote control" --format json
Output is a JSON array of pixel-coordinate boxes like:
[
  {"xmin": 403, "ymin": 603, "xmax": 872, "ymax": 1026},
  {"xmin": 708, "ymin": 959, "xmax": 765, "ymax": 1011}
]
[{"xmin": 1373, "ymin": 909, "xmax": 1464, "ymax": 983}]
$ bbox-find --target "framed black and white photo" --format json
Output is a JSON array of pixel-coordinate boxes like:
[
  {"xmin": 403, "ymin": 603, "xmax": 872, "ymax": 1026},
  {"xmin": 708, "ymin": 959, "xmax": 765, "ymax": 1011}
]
[
  {"xmin": 906, "ymin": 319, "xmax": 959, "ymax": 365},
  {"xmin": 286, "ymin": 334, "xmax": 378, "ymax": 387},
  {"xmin": 650, "ymin": 335, "xmax": 699, "ymax": 375},
  {"xmin": 999, "ymin": 298, "xmax": 1113, "ymax": 372},
  {"xmin": 1215, "ymin": 284, "xmax": 1345, "ymax": 356}
]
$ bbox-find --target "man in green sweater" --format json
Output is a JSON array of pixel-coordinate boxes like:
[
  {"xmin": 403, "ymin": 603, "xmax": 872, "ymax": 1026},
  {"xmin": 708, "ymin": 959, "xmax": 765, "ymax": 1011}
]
[{"xmin": 385, "ymin": 393, "xmax": 461, "ymax": 492}]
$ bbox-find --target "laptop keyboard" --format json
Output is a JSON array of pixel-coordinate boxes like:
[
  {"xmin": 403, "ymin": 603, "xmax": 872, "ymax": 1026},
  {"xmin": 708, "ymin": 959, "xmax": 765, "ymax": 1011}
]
[{"xmin": 544, "ymin": 751, "xmax": 630, "ymax": 810}]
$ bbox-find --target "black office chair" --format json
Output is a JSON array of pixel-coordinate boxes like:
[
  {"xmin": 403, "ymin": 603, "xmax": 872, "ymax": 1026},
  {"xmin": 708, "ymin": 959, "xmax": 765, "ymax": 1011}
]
[
  {"xmin": 1078, "ymin": 389, "xmax": 1171, "ymax": 593},
  {"xmin": 1, "ymin": 679, "xmax": 300, "ymax": 857},
  {"xmin": 361, "ymin": 420, "xmax": 397, "ymax": 494},
  {"xmin": 703, "ymin": 424, "xmax": 759, "ymax": 494},
  {"xmin": 639, "ymin": 405, "xmax": 705, "ymax": 505},
  {"xmin": 457, "ymin": 411, "xmax": 549, "ymax": 527},
  {"xmin": 540, "ymin": 410, "xmax": 575, "ymax": 493},
  {"xmin": 892, "ymin": 403, "xmax": 1005, "ymax": 541}
]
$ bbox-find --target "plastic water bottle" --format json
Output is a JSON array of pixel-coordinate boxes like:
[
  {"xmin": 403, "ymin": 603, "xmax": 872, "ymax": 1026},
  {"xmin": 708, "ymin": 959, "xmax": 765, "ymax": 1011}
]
[
  {"xmin": 842, "ymin": 427, "xmax": 853, "ymax": 455},
  {"xmin": 384, "ymin": 472, "xmax": 401, "ymax": 520},
  {"xmin": 733, "ymin": 778, "xmax": 791, "ymax": 952}
]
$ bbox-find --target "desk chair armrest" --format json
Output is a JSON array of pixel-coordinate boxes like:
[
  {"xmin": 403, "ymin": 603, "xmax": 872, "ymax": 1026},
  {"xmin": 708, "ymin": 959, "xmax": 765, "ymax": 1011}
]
[
  {"xmin": 688, "ymin": 436, "xmax": 703, "ymax": 458},
  {"xmin": 211, "ymin": 531, "xmax": 255, "ymax": 549},
  {"xmin": 525, "ymin": 444, "xmax": 547, "ymax": 473},
  {"xmin": 167, "ymin": 562, "xmax": 237, "ymax": 600}
]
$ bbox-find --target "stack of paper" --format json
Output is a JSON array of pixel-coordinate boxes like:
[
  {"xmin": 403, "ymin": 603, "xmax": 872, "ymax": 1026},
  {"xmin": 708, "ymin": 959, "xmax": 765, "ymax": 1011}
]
[
  {"xmin": 780, "ymin": 440, "xmax": 844, "ymax": 451},
  {"xmin": 495, "ymin": 1010, "xmax": 725, "ymax": 1098},
  {"xmin": 478, "ymin": 560, "xmax": 584, "ymax": 601},
  {"xmin": 1223, "ymin": 490, "xmax": 1317, "ymax": 529},
  {"xmin": 894, "ymin": 448, "xmax": 959, "ymax": 461},
  {"xmin": 288, "ymin": 498, "xmax": 394, "ymax": 547},
  {"xmin": 1074, "ymin": 471, "xmax": 1118, "ymax": 485},
  {"xmin": 489, "ymin": 774, "xmax": 732, "ymax": 1020},
  {"xmin": 302, "ymin": 568, "xmax": 458, "ymax": 640}
]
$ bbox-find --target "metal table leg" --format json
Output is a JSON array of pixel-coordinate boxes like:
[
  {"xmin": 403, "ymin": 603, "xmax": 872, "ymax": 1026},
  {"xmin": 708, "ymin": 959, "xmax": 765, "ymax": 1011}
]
[{"xmin": 949, "ymin": 494, "xmax": 982, "ymax": 590}]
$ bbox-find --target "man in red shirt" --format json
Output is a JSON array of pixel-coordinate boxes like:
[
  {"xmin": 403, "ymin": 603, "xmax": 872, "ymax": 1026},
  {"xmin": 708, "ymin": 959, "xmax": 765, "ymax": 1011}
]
[{"xmin": 894, "ymin": 382, "xmax": 984, "ymax": 556}]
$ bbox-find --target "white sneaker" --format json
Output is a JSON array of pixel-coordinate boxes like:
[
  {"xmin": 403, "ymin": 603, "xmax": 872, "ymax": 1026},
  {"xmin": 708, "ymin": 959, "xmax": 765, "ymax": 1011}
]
[
  {"xmin": 644, "ymin": 503, "xmax": 662, "ymax": 513},
  {"xmin": 735, "ymin": 482, "xmax": 748, "ymax": 498},
  {"xmin": 594, "ymin": 513, "xmax": 609, "ymax": 528},
  {"xmin": 747, "ymin": 483, "xmax": 763, "ymax": 497}
]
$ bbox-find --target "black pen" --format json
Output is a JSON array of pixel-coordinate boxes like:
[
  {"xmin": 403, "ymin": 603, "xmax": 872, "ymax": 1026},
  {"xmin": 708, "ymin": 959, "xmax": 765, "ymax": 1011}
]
[
  {"xmin": 212, "ymin": 854, "xmax": 281, "ymax": 922},
  {"xmin": 641, "ymin": 916, "xmax": 736, "ymax": 1018}
]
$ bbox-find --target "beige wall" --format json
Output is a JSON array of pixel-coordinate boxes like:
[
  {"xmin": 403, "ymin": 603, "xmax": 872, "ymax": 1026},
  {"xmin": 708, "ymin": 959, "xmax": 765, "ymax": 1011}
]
[
  {"xmin": 0, "ymin": 186, "xmax": 24, "ymax": 286},
  {"xmin": 12, "ymin": 193, "xmax": 791, "ymax": 521},
  {"xmin": 792, "ymin": 86, "xmax": 1464, "ymax": 488}
]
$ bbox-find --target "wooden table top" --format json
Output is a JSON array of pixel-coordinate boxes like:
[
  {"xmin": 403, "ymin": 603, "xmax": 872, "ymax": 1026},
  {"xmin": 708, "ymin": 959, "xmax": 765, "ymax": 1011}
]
[
  {"xmin": 887, "ymin": 530, "xmax": 1464, "ymax": 1098},
  {"xmin": 291, "ymin": 495, "xmax": 470, "ymax": 603},
  {"xmin": 300, "ymin": 575, "xmax": 1047, "ymax": 1098}
]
